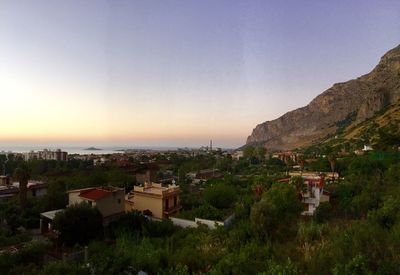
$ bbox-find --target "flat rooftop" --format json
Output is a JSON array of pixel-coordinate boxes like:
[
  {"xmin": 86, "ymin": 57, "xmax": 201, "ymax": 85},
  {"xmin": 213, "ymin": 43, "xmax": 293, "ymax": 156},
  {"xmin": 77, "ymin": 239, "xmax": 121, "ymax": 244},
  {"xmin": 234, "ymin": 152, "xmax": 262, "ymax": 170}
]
[
  {"xmin": 40, "ymin": 209, "xmax": 64, "ymax": 220},
  {"xmin": 133, "ymin": 182, "xmax": 180, "ymax": 196}
]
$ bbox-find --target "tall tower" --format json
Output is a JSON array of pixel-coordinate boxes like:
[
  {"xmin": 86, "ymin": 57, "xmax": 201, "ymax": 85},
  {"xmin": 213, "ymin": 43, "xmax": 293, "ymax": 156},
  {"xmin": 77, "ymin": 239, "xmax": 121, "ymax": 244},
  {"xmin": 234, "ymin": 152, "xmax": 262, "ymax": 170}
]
[{"xmin": 210, "ymin": 140, "xmax": 212, "ymax": 151}]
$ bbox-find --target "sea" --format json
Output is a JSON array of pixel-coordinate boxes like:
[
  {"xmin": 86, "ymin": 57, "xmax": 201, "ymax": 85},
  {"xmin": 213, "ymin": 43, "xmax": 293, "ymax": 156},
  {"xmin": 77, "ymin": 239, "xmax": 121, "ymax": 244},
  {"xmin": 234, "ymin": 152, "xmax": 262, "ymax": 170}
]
[{"xmin": 0, "ymin": 146, "xmax": 180, "ymax": 155}]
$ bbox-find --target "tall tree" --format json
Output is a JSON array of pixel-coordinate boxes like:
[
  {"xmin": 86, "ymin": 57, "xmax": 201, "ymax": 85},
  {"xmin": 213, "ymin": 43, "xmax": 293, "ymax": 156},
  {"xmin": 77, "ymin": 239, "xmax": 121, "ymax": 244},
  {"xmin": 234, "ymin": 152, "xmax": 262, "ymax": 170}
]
[
  {"xmin": 255, "ymin": 146, "xmax": 267, "ymax": 163},
  {"xmin": 13, "ymin": 164, "xmax": 31, "ymax": 208},
  {"xmin": 289, "ymin": 176, "xmax": 306, "ymax": 194},
  {"xmin": 297, "ymin": 155, "xmax": 306, "ymax": 176},
  {"xmin": 53, "ymin": 202, "xmax": 103, "ymax": 246},
  {"xmin": 327, "ymin": 154, "xmax": 337, "ymax": 182},
  {"xmin": 284, "ymin": 156, "xmax": 293, "ymax": 176},
  {"xmin": 243, "ymin": 145, "xmax": 255, "ymax": 159},
  {"xmin": 250, "ymin": 183, "xmax": 303, "ymax": 240}
]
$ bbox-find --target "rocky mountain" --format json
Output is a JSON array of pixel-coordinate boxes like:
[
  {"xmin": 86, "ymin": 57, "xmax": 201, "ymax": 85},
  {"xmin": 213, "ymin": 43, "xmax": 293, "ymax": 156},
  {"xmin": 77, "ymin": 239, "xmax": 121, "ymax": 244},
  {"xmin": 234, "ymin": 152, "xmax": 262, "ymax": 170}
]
[
  {"xmin": 321, "ymin": 100, "xmax": 400, "ymax": 151},
  {"xmin": 246, "ymin": 44, "xmax": 400, "ymax": 151}
]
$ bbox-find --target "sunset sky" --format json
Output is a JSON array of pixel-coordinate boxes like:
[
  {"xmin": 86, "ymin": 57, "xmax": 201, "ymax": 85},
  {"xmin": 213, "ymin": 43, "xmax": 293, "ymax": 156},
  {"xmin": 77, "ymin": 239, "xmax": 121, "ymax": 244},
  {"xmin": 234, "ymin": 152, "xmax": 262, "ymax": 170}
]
[{"xmin": 1, "ymin": 0, "xmax": 400, "ymax": 148}]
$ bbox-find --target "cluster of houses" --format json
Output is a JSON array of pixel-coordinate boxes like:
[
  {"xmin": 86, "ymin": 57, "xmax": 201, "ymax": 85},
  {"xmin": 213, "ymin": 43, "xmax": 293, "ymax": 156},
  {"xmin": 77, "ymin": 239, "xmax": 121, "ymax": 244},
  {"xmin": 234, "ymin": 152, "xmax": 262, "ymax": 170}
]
[
  {"xmin": 40, "ymin": 182, "xmax": 182, "ymax": 233},
  {"xmin": 39, "ymin": 170, "xmax": 331, "ymax": 237},
  {"xmin": 0, "ymin": 175, "xmax": 48, "ymax": 202}
]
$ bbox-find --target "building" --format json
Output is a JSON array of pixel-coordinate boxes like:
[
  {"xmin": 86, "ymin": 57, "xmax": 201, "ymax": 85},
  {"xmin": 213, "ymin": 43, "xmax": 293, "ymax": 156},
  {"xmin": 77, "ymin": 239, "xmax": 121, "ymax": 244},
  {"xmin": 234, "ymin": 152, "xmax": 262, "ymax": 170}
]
[
  {"xmin": 279, "ymin": 175, "xmax": 330, "ymax": 216},
  {"xmin": 40, "ymin": 186, "xmax": 125, "ymax": 234},
  {"xmin": 67, "ymin": 186, "xmax": 125, "ymax": 225},
  {"xmin": 133, "ymin": 163, "xmax": 159, "ymax": 184},
  {"xmin": 272, "ymin": 151, "xmax": 298, "ymax": 163},
  {"xmin": 24, "ymin": 149, "xmax": 68, "ymax": 161},
  {"xmin": 289, "ymin": 171, "xmax": 339, "ymax": 180},
  {"xmin": 27, "ymin": 182, "xmax": 48, "ymax": 198},
  {"xmin": 0, "ymin": 176, "xmax": 11, "ymax": 186},
  {"xmin": 125, "ymin": 182, "xmax": 181, "ymax": 219},
  {"xmin": 300, "ymin": 176, "xmax": 330, "ymax": 215},
  {"xmin": 12, "ymin": 180, "xmax": 48, "ymax": 198},
  {"xmin": 363, "ymin": 144, "xmax": 373, "ymax": 151},
  {"xmin": 0, "ymin": 180, "xmax": 48, "ymax": 202},
  {"xmin": 231, "ymin": 150, "xmax": 244, "ymax": 160},
  {"xmin": 0, "ymin": 185, "xmax": 19, "ymax": 202},
  {"xmin": 186, "ymin": 168, "xmax": 222, "ymax": 183}
]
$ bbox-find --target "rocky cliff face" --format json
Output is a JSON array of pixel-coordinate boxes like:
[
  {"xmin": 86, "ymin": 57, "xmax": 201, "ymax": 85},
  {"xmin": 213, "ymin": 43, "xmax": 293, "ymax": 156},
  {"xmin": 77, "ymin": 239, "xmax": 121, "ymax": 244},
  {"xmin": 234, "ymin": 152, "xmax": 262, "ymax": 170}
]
[{"xmin": 246, "ymin": 44, "xmax": 400, "ymax": 151}]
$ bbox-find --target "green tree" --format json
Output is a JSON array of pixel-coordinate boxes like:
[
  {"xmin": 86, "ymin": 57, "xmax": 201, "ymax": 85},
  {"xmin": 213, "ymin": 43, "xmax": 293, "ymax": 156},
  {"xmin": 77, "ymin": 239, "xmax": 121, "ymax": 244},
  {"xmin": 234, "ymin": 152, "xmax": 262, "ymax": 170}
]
[
  {"xmin": 250, "ymin": 183, "xmax": 303, "ymax": 240},
  {"xmin": 289, "ymin": 176, "xmax": 306, "ymax": 194},
  {"xmin": 43, "ymin": 180, "xmax": 68, "ymax": 210},
  {"xmin": 203, "ymin": 183, "xmax": 237, "ymax": 209},
  {"xmin": 13, "ymin": 164, "xmax": 31, "ymax": 208},
  {"xmin": 40, "ymin": 261, "xmax": 90, "ymax": 275},
  {"xmin": 327, "ymin": 154, "xmax": 337, "ymax": 181},
  {"xmin": 255, "ymin": 146, "xmax": 267, "ymax": 162},
  {"xmin": 53, "ymin": 202, "xmax": 103, "ymax": 246},
  {"xmin": 385, "ymin": 163, "xmax": 400, "ymax": 185},
  {"xmin": 297, "ymin": 155, "xmax": 306, "ymax": 176},
  {"xmin": 243, "ymin": 145, "xmax": 255, "ymax": 159}
]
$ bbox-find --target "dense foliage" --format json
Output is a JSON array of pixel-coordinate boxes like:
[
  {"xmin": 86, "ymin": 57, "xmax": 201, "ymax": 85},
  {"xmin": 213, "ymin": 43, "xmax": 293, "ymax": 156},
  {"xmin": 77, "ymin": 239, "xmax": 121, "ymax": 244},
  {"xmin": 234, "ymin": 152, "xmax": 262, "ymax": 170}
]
[
  {"xmin": 53, "ymin": 202, "xmax": 103, "ymax": 246},
  {"xmin": 0, "ymin": 149, "xmax": 399, "ymax": 274}
]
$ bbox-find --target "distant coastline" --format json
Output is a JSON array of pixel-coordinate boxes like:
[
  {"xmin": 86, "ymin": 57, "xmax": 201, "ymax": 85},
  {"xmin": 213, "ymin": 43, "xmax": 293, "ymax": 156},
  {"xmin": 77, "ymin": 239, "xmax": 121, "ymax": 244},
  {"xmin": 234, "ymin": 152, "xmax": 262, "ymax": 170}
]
[
  {"xmin": 0, "ymin": 146, "xmax": 182, "ymax": 155},
  {"xmin": 0, "ymin": 145, "xmax": 233, "ymax": 155},
  {"xmin": 84, "ymin": 147, "xmax": 102, "ymax": 151}
]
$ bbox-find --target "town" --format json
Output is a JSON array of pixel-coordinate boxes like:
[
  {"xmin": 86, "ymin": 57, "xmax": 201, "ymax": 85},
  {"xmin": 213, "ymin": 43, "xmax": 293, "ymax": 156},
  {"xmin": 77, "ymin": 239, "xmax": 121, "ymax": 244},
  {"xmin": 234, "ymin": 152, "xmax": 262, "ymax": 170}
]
[
  {"xmin": 0, "ymin": 141, "xmax": 399, "ymax": 274},
  {"xmin": 2, "ymin": 1, "xmax": 400, "ymax": 274}
]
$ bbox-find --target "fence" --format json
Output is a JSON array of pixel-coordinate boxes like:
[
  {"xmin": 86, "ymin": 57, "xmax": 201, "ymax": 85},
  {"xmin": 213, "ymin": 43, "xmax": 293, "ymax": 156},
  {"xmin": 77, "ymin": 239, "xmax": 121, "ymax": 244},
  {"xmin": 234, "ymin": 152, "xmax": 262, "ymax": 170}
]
[{"xmin": 169, "ymin": 214, "xmax": 235, "ymax": 230}]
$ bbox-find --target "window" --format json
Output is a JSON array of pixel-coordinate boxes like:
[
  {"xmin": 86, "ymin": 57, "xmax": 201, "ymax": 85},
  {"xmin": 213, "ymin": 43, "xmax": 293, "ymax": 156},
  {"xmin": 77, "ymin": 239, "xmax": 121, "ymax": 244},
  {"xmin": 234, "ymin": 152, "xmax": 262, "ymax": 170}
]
[
  {"xmin": 165, "ymin": 199, "xmax": 169, "ymax": 210},
  {"xmin": 174, "ymin": 196, "xmax": 177, "ymax": 207},
  {"xmin": 118, "ymin": 198, "xmax": 121, "ymax": 204}
]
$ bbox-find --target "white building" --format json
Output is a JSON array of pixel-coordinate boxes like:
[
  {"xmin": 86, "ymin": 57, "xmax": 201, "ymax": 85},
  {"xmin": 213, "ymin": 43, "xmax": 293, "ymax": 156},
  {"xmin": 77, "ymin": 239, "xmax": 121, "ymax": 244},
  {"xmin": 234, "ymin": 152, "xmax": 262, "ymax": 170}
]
[
  {"xmin": 24, "ymin": 149, "xmax": 68, "ymax": 161},
  {"xmin": 300, "ymin": 176, "xmax": 330, "ymax": 216}
]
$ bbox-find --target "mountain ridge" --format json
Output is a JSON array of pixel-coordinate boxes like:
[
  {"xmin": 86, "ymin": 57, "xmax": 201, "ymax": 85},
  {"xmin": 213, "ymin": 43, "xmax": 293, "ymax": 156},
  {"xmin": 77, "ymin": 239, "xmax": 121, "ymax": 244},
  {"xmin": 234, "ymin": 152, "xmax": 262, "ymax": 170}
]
[{"xmin": 246, "ymin": 44, "xmax": 400, "ymax": 151}]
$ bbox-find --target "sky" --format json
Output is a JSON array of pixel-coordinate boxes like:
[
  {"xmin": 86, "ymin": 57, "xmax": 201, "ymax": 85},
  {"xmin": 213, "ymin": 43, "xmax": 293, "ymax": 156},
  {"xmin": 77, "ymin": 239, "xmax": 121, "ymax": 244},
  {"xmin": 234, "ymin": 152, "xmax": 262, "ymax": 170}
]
[{"xmin": 0, "ymin": 0, "xmax": 399, "ymax": 148}]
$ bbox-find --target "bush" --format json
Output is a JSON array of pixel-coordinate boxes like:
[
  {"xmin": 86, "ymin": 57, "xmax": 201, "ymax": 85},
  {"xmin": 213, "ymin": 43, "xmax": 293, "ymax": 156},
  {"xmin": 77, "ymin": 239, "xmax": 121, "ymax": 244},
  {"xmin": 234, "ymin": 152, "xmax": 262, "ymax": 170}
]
[
  {"xmin": 53, "ymin": 202, "xmax": 103, "ymax": 246},
  {"xmin": 250, "ymin": 183, "xmax": 302, "ymax": 240},
  {"xmin": 203, "ymin": 184, "xmax": 236, "ymax": 209}
]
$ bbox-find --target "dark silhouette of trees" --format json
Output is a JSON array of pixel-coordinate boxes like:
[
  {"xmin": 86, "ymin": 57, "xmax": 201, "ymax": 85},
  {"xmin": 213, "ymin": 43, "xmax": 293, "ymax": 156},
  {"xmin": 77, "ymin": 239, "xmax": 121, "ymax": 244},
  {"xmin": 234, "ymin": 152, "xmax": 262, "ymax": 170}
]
[
  {"xmin": 53, "ymin": 202, "xmax": 103, "ymax": 246},
  {"xmin": 250, "ymin": 183, "xmax": 302, "ymax": 240},
  {"xmin": 13, "ymin": 164, "xmax": 31, "ymax": 208}
]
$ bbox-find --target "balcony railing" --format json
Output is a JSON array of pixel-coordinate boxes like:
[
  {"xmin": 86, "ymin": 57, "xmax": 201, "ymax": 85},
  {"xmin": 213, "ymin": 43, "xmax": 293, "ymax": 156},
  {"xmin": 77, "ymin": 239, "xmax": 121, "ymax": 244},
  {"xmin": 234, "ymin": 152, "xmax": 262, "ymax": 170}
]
[{"xmin": 163, "ymin": 205, "xmax": 182, "ymax": 215}]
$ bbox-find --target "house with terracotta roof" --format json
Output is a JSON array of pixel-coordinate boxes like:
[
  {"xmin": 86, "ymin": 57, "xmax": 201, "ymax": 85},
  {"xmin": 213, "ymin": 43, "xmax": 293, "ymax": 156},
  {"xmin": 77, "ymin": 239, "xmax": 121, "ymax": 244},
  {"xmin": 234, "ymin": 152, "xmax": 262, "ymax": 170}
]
[
  {"xmin": 278, "ymin": 175, "xmax": 330, "ymax": 216},
  {"xmin": 67, "ymin": 186, "xmax": 125, "ymax": 225},
  {"xmin": 301, "ymin": 176, "xmax": 330, "ymax": 216}
]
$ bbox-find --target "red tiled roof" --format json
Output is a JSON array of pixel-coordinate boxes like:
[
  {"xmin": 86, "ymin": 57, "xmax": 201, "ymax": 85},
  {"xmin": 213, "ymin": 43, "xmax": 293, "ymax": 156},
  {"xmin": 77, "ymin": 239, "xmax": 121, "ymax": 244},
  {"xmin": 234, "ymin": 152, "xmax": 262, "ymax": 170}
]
[{"xmin": 79, "ymin": 188, "xmax": 110, "ymax": 201}]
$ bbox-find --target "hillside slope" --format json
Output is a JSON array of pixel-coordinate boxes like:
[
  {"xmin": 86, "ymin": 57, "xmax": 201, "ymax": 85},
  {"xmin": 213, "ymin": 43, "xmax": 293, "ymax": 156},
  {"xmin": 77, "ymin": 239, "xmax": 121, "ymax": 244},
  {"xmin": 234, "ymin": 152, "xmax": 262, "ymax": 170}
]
[
  {"xmin": 320, "ymin": 101, "xmax": 400, "ymax": 151},
  {"xmin": 246, "ymin": 44, "xmax": 400, "ymax": 151}
]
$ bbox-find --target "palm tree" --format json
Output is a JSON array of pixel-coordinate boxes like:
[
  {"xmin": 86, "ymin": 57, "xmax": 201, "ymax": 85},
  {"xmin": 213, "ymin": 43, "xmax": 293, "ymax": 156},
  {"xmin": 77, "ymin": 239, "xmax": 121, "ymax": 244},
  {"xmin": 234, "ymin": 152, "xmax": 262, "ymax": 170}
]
[
  {"xmin": 297, "ymin": 155, "xmax": 306, "ymax": 176},
  {"xmin": 327, "ymin": 154, "xmax": 337, "ymax": 182},
  {"xmin": 284, "ymin": 155, "xmax": 293, "ymax": 176},
  {"xmin": 290, "ymin": 176, "xmax": 307, "ymax": 195},
  {"xmin": 13, "ymin": 164, "xmax": 31, "ymax": 208}
]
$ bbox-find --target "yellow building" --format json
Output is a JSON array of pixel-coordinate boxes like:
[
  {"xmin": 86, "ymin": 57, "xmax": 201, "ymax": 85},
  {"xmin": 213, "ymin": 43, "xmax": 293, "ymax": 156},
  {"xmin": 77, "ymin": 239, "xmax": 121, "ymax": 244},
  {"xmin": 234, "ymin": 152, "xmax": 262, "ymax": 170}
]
[{"xmin": 125, "ymin": 182, "xmax": 181, "ymax": 219}]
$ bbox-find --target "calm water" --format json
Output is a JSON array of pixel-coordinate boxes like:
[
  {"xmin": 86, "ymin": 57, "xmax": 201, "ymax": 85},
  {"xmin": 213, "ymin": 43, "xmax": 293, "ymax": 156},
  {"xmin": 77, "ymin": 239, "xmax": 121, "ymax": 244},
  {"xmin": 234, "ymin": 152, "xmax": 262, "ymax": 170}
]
[{"xmin": 0, "ymin": 146, "xmax": 179, "ymax": 155}]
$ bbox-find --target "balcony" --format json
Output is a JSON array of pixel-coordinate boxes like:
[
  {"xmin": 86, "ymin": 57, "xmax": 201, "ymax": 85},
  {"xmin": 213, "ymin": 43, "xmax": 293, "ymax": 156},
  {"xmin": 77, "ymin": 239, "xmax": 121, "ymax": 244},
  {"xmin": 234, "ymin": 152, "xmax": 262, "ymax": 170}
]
[{"xmin": 163, "ymin": 205, "xmax": 182, "ymax": 215}]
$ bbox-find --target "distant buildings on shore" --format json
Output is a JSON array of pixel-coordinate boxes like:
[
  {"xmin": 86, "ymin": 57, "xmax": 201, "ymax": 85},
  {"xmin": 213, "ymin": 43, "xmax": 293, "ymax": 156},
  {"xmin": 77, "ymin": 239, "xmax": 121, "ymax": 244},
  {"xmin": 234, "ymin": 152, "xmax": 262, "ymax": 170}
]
[{"xmin": 23, "ymin": 149, "xmax": 68, "ymax": 161}]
